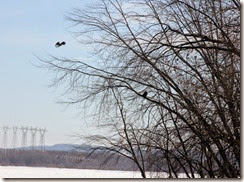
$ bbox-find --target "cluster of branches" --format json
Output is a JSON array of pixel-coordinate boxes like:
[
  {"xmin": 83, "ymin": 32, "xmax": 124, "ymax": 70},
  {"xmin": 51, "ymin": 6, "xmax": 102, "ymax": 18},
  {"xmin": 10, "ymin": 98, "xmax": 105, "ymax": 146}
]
[{"xmin": 41, "ymin": 0, "xmax": 240, "ymax": 178}]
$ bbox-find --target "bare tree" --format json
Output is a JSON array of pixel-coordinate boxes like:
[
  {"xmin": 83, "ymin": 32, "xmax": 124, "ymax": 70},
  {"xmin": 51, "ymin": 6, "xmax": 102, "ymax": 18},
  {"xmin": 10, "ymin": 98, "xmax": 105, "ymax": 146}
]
[{"xmin": 40, "ymin": 0, "xmax": 240, "ymax": 178}]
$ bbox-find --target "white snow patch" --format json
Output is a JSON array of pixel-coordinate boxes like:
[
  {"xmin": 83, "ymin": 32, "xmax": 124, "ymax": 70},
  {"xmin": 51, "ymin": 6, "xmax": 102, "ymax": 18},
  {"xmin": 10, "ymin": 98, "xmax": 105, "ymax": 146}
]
[
  {"xmin": 0, "ymin": 166, "xmax": 144, "ymax": 178},
  {"xmin": 0, "ymin": 166, "xmax": 198, "ymax": 178}
]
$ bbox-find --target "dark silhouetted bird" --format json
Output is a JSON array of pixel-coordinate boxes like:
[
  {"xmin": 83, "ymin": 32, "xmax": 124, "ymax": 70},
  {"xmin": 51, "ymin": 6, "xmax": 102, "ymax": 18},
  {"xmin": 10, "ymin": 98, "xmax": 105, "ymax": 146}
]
[
  {"xmin": 55, "ymin": 41, "xmax": 66, "ymax": 47},
  {"xmin": 55, "ymin": 42, "xmax": 61, "ymax": 47},
  {"xmin": 60, "ymin": 41, "xmax": 66, "ymax": 46},
  {"xmin": 142, "ymin": 91, "xmax": 148, "ymax": 98}
]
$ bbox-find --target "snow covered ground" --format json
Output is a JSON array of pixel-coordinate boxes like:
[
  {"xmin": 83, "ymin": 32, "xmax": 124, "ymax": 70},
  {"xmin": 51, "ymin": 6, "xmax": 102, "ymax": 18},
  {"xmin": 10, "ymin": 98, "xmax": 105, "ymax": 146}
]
[
  {"xmin": 0, "ymin": 166, "xmax": 196, "ymax": 178},
  {"xmin": 0, "ymin": 166, "xmax": 146, "ymax": 178}
]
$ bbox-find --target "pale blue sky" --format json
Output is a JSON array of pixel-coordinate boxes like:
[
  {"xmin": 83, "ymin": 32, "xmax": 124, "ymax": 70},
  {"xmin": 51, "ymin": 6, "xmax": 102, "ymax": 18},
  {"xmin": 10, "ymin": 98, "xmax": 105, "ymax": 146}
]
[{"xmin": 0, "ymin": 1, "xmax": 97, "ymax": 146}]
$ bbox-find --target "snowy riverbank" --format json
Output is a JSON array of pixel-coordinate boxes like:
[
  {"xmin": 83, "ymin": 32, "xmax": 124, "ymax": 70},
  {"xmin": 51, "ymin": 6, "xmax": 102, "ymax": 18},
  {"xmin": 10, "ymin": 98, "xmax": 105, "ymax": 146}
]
[
  {"xmin": 0, "ymin": 166, "xmax": 145, "ymax": 178},
  {"xmin": 0, "ymin": 166, "xmax": 197, "ymax": 178}
]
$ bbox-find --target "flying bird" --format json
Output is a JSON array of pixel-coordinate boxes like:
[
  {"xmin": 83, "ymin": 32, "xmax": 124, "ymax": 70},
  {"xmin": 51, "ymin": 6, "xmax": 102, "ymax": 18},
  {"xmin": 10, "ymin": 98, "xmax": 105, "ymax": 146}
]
[
  {"xmin": 55, "ymin": 42, "xmax": 61, "ymax": 47},
  {"xmin": 60, "ymin": 41, "xmax": 66, "ymax": 46},
  {"xmin": 142, "ymin": 91, "xmax": 148, "ymax": 98},
  {"xmin": 55, "ymin": 41, "xmax": 66, "ymax": 47}
]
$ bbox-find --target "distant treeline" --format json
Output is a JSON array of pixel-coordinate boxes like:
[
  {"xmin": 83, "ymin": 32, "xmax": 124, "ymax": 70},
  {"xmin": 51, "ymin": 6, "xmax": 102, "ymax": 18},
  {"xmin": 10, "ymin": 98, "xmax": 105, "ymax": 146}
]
[{"xmin": 0, "ymin": 149, "xmax": 137, "ymax": 171}]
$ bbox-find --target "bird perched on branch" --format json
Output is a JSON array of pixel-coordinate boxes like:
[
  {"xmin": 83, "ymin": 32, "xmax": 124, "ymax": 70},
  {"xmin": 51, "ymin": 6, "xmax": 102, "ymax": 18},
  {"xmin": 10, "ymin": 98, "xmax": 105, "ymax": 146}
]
[
  {"xmin": 142, "ymin": 91, "xmax": 148, "ymax": 98},
  {"xmin": 55, "ymin": 41, "xmax": 66, "ymax": 47}
]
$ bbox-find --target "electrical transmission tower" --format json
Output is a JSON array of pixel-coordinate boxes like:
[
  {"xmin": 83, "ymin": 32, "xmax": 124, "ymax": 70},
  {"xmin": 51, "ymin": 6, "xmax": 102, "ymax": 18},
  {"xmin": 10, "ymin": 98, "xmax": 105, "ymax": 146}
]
[
  {"xmin": 21, "ymin": 126, "xmax": 28, "ymax": 149},
  {"xmin": 30, "ymin": 127, "xmax": 38, "ymax": 150},
  {"xmin": 39, "ymin": 128, "xmax": 46, "ymax": 151},
  {"xmin": 1, "ymin": 125, "xmax": 47, "ymax": 152},
  {"xmin": 2, "ymin": 126, "xmax": 9, "ymax": 157},
  {"xmin": 2, "ymin": 126, "xmax": 9, "ymax": 148},
  {"xmin": 12, "ymin": 126, "xmax": 18, "ymax": 150}
]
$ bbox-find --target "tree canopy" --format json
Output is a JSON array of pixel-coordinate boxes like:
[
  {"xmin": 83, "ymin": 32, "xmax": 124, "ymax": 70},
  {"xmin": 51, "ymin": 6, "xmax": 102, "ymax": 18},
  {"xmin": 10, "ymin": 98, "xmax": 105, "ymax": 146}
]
[{"xmin": 41, "ymin": 0, "xmax": 240, "ymax": 178}]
